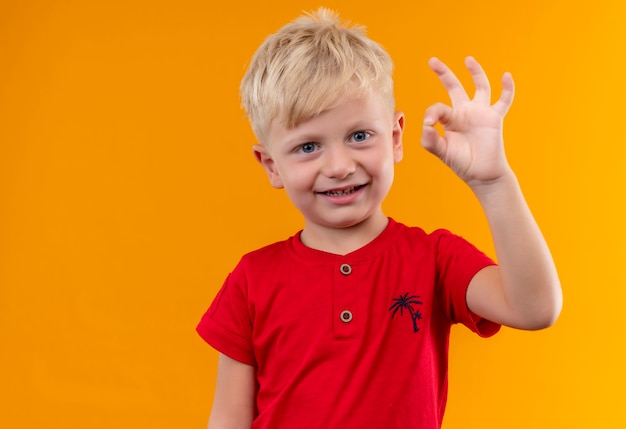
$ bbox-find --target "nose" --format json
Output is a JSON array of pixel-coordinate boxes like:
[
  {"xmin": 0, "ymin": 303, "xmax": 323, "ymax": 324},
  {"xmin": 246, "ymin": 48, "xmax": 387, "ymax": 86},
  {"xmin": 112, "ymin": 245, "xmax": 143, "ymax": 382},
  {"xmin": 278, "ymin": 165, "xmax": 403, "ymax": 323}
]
[{"xmin": 323, "ymin": 144, "xmax": 356, "ymax": 179}]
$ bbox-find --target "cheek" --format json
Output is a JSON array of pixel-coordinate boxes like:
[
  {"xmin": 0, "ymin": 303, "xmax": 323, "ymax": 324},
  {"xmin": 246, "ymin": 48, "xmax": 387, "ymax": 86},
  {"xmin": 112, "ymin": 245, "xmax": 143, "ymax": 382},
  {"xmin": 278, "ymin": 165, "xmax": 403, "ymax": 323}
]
[
  {"xmin": 370, "ymin": 147, "xmax": 395, "ymax": 174},
  {"xmin": 380, "ymin": 163, "xmax": 395, "ymax": 187},
  {"xmin": 370, "ymin": 152, "xmax": 396, "ymax": 190},
  {"xmin": 278, "ymin": 164, "xmax": 314, "ymax": 191}
]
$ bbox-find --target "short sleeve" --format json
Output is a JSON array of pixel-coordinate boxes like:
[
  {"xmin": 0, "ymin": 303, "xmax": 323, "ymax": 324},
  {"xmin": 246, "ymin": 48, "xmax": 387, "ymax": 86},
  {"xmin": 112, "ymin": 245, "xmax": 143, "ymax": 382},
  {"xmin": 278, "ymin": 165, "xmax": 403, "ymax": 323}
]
[
  {"xmin": 434, "ymin": 230, "xmax": 501, "ymax": 337},
  {"xmin": 196, "ymin": 264, "xmax": 256, "ymax": 366}
]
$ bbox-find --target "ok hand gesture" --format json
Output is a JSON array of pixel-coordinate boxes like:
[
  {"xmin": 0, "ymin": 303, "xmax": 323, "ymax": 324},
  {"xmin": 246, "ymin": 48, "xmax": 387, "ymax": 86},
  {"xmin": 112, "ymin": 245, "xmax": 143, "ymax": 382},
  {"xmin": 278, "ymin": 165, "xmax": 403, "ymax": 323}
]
[{"xmin": 421, "ymin": 57, "xmax": 515, "ymax": 188}]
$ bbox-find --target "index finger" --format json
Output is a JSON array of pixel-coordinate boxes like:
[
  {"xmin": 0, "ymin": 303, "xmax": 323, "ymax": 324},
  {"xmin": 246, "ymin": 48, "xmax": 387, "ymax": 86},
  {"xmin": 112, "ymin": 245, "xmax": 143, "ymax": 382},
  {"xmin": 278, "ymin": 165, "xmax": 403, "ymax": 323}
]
[{"xmin": 428, "ymin": 57, "xmax": 470, "ymax": 104}]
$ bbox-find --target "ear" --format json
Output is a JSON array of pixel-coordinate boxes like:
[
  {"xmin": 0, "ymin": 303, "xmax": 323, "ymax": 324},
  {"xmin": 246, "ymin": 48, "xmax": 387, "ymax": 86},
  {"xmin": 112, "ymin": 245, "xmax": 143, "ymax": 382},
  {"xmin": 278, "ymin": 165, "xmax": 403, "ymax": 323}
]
[
  {"xmin": 253, "ymin": 144, "xmax": 284, "ymax": 189},
  {"xmin": 392, "ymin": 111, "xmax": 405, "ymax": 163}
]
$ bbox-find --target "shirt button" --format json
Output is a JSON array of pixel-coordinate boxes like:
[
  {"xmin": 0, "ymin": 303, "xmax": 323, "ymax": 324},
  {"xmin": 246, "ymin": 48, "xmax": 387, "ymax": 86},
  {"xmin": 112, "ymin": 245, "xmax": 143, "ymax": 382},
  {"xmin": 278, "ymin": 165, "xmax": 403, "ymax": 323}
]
[
  {"xmin": 339, "ymin": 263, "xmax": 352, "ymax": 275},
  {"xmin": 340, "ymin": 310, "xmax": 353, "ymax": 323}
]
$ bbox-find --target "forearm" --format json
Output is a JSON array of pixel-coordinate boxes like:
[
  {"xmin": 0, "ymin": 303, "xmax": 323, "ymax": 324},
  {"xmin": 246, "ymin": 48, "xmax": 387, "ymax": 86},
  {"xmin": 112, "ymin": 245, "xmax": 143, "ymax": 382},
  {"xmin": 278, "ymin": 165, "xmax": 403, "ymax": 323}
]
[
  {"xmin": 470, "ymin": 171, "xmax": 562, "ymax": 329},
  {"xmin": 208, "ymin": 354, "xmax": 255, "ymax": 429},
  {"xmin": 421, "ymin": 56, "xmax": 561, "ymax": 329}
]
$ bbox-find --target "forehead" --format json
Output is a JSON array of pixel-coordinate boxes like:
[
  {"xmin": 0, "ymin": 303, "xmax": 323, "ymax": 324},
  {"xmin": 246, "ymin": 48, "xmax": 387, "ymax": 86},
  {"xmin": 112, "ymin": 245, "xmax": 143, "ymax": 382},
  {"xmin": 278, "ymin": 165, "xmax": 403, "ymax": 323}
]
[{"xmin": 267, "ymin": 92, "xmax": 393, "ymax": 147}]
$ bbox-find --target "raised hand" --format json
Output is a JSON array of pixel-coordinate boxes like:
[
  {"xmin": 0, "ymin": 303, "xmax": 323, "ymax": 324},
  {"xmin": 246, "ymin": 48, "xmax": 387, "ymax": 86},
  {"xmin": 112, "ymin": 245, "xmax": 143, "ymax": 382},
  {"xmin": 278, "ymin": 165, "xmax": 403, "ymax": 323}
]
[{"xmin": 421, "ymin": 56, "xmax": 515, "ymax": 188}]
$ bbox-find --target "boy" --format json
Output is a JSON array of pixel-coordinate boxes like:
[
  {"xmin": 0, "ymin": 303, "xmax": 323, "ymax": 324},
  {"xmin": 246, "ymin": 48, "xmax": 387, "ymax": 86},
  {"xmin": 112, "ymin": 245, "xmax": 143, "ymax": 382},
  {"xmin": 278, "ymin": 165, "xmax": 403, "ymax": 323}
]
[{"xmin": 196, "ymin": 8, "xmax": 562, "ymax": 429}]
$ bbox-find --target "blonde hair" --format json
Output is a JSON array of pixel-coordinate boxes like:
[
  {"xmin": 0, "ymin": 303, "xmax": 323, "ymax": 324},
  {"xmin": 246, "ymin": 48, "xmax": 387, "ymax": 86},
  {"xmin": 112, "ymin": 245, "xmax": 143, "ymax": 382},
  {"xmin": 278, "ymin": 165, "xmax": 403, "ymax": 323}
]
[{"xmin": 240, "ymin": 8, "xmax": 395, "ymax": 143}]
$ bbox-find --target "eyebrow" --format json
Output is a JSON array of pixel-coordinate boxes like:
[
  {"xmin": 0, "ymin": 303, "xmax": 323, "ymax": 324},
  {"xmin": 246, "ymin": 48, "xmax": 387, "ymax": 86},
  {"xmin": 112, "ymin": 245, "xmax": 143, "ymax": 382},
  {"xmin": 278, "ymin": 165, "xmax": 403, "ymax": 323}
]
[{"xmin": 291, "ymin": 118, "xmax": 382, "ymax": 139}]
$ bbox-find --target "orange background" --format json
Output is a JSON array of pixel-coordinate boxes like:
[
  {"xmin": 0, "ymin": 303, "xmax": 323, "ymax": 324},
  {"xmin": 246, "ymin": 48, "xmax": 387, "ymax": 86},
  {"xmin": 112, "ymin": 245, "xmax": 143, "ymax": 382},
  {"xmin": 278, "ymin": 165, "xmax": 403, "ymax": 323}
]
[{"xmin": 1, "ymin": 0, "xmax": 624, "ymax": 428}]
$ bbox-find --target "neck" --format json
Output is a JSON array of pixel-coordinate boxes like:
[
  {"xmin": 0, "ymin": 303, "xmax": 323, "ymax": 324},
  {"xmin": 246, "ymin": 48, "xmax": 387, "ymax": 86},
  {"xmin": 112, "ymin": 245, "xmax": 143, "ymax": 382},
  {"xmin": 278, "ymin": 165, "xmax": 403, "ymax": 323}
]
[{"xmin": 300, "ymin": 213, "xmax": 389, "ymax": 255}]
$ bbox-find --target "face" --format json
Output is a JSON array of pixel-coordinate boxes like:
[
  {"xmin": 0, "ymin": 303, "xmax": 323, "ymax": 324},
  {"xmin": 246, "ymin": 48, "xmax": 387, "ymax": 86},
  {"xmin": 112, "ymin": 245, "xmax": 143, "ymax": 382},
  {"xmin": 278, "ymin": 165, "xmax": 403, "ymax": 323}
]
[{"xmin": 254, "ymin": 91, "xmax": 404, "ymax": 239}]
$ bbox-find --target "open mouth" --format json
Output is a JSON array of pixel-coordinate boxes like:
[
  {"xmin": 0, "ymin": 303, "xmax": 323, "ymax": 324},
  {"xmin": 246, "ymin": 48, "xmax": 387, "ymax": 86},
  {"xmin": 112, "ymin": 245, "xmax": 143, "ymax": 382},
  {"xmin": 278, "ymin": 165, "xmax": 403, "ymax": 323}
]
[{"xmin": 321, "ymin": 184, "xmax": 365, "ymax": 197}]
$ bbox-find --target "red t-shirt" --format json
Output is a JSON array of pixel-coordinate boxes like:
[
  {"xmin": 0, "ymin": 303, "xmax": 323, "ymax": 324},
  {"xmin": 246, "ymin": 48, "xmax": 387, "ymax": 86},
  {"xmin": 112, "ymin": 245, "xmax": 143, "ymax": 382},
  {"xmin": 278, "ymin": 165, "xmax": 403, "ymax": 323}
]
[{"xmin": 197, "ymin": 218, "xmax": 499, "ymax": 428}]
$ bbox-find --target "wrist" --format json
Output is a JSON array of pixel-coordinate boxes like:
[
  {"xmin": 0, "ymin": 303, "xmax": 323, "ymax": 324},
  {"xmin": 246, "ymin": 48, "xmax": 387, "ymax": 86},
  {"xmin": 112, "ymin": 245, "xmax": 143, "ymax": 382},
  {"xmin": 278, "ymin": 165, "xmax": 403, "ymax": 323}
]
[{"xmin": 468, "ymin": 169, "xmax": 520, "ymax": 202}]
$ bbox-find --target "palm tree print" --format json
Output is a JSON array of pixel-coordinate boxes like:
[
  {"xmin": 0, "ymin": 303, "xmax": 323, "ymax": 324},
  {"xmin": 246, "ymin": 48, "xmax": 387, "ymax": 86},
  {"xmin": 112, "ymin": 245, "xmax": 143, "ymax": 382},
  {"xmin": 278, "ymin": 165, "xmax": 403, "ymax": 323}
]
[{"xmin": 389, "ymin": 293, "xmax": 423, "ymax": 333}]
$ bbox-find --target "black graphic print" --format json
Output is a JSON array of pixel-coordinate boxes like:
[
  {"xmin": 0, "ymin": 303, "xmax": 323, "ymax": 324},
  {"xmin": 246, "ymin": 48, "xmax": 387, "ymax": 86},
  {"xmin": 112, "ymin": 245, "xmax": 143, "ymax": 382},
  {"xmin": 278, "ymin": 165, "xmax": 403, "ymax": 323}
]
[{"xmin": 389, "ymin": 293, "xmax": 423, "ymax": 333}]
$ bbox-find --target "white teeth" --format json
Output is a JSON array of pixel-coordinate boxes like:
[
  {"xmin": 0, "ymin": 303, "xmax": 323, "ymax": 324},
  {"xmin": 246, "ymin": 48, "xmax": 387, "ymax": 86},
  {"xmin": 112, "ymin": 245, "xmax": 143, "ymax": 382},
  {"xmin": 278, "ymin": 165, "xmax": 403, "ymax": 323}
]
[{"xmin": 325, "ymin": 186, "xmax": 359, "ymax": 196}]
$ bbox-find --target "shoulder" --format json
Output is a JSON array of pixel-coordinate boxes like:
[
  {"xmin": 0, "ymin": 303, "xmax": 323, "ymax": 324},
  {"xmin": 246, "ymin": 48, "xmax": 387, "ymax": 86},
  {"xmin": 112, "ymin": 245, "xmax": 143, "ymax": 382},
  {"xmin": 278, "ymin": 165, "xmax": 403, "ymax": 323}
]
[
  {"xmin": 393, "ymin": 218, "xmax": 474, "ymax": 243},
  {"xmin": 429, "ymin": 227, "xmax": 485, "ymax": 255},
  {"xmin": 234, "ymin": 233, "xmax": 298, "ymax": 273},
  {"xmin": 241, "ymin": 232, "xmax": 299, "ymax": 261},
  {"xmin": 388, "ymin": 219, "xmax": 457, "ymax": 250},
  {"xmin": 388, "ymin": 220, "xmax": 488, "ymax": 267},
  {"xmin": 243, "ymin": 238, "xmax": 291, "ymax": 259}
]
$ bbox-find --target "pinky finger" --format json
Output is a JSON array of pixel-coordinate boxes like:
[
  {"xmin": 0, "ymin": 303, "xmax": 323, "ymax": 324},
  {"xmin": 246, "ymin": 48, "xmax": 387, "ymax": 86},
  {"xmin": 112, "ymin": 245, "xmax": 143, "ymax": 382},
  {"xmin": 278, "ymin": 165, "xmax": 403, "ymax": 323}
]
[{"xmin": 493, "ymin": 72, "xmax": 515, "ymax": 116}]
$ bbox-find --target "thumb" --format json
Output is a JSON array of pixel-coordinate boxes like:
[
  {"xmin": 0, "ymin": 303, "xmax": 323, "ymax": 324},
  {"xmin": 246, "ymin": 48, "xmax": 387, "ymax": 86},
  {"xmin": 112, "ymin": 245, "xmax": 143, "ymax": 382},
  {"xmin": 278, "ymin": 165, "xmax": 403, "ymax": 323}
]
[
  {"xmin": 420, "ymin": 124, "xmax": 446, "ymax": 159},
  {"xmin": 421, "ymin": 103, "xmax": 451, "ymax": 158}
]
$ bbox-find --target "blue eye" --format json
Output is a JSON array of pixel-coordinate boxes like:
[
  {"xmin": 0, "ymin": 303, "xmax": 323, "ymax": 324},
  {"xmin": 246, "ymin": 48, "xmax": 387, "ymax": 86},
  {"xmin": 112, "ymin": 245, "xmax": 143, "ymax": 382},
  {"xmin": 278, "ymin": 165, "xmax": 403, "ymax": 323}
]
[
  {"xmin": 300, "ymin": 143, "xmax": 317, "ymax": 154},
  {"xmin": 352, "ymin": 131, "xmax": 370, "ymax": 143}
]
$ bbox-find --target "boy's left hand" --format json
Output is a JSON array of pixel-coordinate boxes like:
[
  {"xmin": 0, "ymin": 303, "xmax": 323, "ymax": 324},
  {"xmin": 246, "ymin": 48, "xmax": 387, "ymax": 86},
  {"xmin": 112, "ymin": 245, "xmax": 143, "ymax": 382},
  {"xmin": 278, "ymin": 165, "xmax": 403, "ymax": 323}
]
[{"xmin": 421, "ymin": 56, "xmax": 515, "ymax": 187}]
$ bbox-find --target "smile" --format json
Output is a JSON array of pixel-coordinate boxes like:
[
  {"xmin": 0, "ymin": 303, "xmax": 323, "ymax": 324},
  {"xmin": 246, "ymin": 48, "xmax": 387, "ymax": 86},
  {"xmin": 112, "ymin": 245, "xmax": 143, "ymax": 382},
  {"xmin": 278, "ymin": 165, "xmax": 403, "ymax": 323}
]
[{"xmin": 321, "ymin": 185, "xmax": 365, "ymax": 197}]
